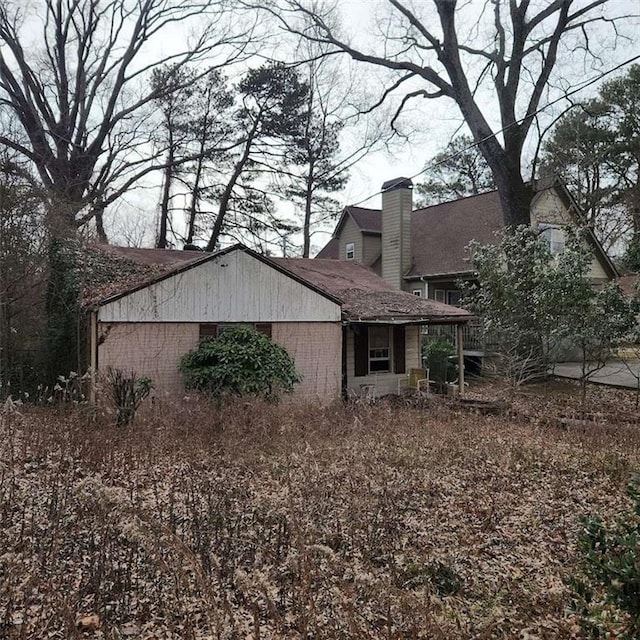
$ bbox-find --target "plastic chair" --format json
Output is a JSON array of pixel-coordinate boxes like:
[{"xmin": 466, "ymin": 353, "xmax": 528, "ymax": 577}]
[{"xmin": 398, "ymin": 368, "xmax": 431, "ymax": 394}]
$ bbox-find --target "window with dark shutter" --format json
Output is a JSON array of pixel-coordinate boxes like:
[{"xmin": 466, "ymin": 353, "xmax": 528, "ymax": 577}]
[
  {"xmin": 255, "ymin": 323, "xmax": 272, "ymax": 338},
  {"xmin": 393, "ymin": 325, "xmax": 406, "ymax": 374},
  {"xmin": 199, "ymin": 324, "xmax": 218, "ymax": 340},
  {"xmin": 353, "ymin": 326, "xmax": 368, "ymax": 377}
]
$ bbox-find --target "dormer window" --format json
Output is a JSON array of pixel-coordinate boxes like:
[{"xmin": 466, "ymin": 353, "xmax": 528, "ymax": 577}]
[
  {"xmin": 345, "ymin": 242, "xmax": 355, "ymax": 260},
  {"xmin": 539, "ymin": 223, "xmax": 566, "ymax": 255}
]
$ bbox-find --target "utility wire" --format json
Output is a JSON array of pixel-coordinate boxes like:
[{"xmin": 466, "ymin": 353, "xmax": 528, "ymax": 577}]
[{"xmin": 346, "ymin": 52, "xmax": 640, "ymax": 209}]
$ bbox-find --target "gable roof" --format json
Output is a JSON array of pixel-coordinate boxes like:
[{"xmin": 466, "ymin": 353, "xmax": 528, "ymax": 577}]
[
  {"xmin": 409, "ymin": 191, "xmax": 504, "ymax": 277},
  {"xmin": 86, "ymin": 244, "xmax": 342, "ymax": 309},
  {"xmin": 272, "ymin": 257, "xmax": 470, "ymax": 324},
  {"xmin": 86, "ymin": 244, "xmax": 469, "ymax": 324},
  {"xmin": 332, "ymin": 205, "xmax": 382, "ymax": 237},
  {"xmin": 320, "ymin": 183, "xmax": 617, "ymax": 279},
  {"xmin": 315, "ymin": 237, "xmax": 339, "ymax": 259}
]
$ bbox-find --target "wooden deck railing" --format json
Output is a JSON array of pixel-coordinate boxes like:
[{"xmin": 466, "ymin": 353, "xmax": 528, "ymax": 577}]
[{"xmin": 423, "ymin": 321, "xmax": 485, "ymax": 353}]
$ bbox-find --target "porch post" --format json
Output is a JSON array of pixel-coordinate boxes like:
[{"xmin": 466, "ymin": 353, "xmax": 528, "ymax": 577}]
[
  {"xmin": 456, "ymin": 323, "xmax": 465, "ymax": 395},
  {"xmin": 89, "ymin": 310, "xmax": 98, "ymax": 404}
]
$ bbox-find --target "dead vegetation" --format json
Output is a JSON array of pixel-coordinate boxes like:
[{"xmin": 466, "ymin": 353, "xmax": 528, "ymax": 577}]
[{"xmin": 1, "ymin": 380, "xmax": 639, "ymax": 639}]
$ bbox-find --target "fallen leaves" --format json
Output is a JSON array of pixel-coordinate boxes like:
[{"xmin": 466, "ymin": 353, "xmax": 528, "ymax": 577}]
[{"xmin": 0, "ymin": 382, "xmax": 639, "ymax": 638}]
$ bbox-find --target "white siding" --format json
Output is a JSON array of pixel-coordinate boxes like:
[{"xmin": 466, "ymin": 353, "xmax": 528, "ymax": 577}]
[
  {"xmin": 345, "ymin": 324, "xmax": 422, "ymax": 396},
  {"xmin": 99, "ymin": 250, "xmax": 342, "ymax": 323},
  {"xmin": 532, "ymin": 189, "xmax": 609, "ymax": 281}
]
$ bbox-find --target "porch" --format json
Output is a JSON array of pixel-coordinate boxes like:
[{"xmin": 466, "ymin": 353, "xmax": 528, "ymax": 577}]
[{"xmin": 423, "ymin": 320, "xmax": 486, "ymax": 356}]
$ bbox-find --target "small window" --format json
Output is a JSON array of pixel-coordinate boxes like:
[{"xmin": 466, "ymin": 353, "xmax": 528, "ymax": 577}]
[
  {"xmin": 435, "ymin": 289, "xmax": 446, "ymax": 303},
  {"xmin": 199, "ymin": 323, "xmax": 218, "ymax": 340},
  {"xmin": 447, "ymin": 290, "xmax": 461, "ymax": 307},
  {"xmin": 216, "ymin": 323, "xmax": 237, "ymax": 337},
  {"xmin": 539, "ymin": 223, "xmax": 566, "ymax": 255},
  {"xmin": 412, "ymin": 289, "xmax": 422, "ymax": 297},
  {"xmin": 345, "ymin": 242, "xmax": 355, "ymax": 260},
  {"xmin": 216, "ymin": 322, "xmax": 272, "ymax": 338},
  {"xmin": 368, "ymin": 325, "xmax": 391, "ymax": 372}
]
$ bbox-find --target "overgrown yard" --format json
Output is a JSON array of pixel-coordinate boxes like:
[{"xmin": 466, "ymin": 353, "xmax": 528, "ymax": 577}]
[{"xmin": 1, "ymin": 381, "xmax": 639, "ymax": 639}]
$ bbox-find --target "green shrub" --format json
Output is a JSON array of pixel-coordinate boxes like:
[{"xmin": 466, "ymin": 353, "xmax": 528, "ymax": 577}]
[
  {"xmin": 423, "ymin": 339, "xmax": 456, "ymax": 386},
  {"xmin": 179, "ymin": 326, "xmax": 302, "ymax": 402},
  {"xmin": 573, "ymin": 477, "xmax": 640, "ymax": 637}
]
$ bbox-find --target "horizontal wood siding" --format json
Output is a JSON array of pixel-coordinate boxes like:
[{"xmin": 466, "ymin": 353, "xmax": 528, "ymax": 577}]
[
  {"xmin": 362, "ymin": 234, "xmax": 381, "ymax": 267},
  {"xmin": 382, "ymin": 187, "xmax": 412, "ymax": 289},
  {"xmin": 99, "ymin": 250, "xmax": 341, "ymax": 323},
  {"xmin": 532, "ymin": 189, "xmax": 609, "ymax": 281},
  {"xmin": 339, "ymin": 217, "xmax": 363, "ymax": 261}
]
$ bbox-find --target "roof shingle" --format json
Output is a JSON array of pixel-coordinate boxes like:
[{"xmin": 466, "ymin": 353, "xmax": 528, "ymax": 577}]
[{"xmin": 272, "ymin": 257, "xmax": 470, "ymax": 323}]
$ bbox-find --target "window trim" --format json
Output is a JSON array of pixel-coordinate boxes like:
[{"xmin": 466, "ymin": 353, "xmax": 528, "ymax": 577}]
[
  {"xmin": 368, "ymin": 325, "xmax": 391, "ymax": 373},
  {"xmin": 345, "ymin": 241, "xmax": 355, "ymax": 260},
  {"xmin": 412, "ymin": 288, "xmax": 423, "ymax": 297},
  {"xmin": 539, "ymin": 223, "xmax": 566, "ymax": 255},
  {"xmin": 435, "ymin": 289, "xmax": 446, "ymax": 303},
  {"xmin": 446, "ymin": 290, "xmax": 461, "ymax": 307}
]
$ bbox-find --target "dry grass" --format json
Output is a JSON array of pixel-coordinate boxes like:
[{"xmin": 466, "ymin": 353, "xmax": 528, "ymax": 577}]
[{"xmin": 1, "ymin": 380, "xmax": 639, "ymax": 639}]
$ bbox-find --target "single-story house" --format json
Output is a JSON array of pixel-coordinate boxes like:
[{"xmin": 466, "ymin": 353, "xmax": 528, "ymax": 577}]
[
  {"xmin": 316, "ymin": 176, "xmax": 618, "ymax": 355},
  {"xmin": 84, "ymin": 244, "xmax": 471, "ymax": 402}
]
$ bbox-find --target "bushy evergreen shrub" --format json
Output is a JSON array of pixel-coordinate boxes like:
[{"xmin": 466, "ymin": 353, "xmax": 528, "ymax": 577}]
[{"xmin": 180, "ymin": 326, "xmax": 301, "ymax": 402}]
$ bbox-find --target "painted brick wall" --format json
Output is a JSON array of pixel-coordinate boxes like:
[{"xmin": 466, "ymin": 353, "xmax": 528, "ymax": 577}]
[
  {"xmin": 98, "ymin": 322, "xmax": 198, "ymax": 396},
  {"xmin": 98, "ymin": 321, "xmax": 342, "ymax": 402},
  {"xmin": 272, "ymin": 322, "xmax": 342, "ymax": 402}
]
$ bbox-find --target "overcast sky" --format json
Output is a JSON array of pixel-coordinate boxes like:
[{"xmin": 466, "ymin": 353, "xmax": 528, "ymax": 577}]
[{"xmin": 79, "ymin": 0, "xmax": 640, "ymax": 252}]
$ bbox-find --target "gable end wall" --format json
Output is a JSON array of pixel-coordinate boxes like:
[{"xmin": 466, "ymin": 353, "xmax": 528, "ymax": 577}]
[
  {"xmin": 99, "ymin": 250, "xmax": 342, "ymax": 323},
  {"xmin": 531, "ymin": 189, "xmax": 608, "ymax": 281}
]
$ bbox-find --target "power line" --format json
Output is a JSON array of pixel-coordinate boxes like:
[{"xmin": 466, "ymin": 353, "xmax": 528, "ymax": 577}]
[{"xmin": 347, "ymin": 52, "xmax": 640, "ymax": 209}]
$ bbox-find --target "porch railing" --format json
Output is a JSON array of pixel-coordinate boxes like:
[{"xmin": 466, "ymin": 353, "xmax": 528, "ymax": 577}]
[{"xmin": 423, "ymin": 321, "xmax": 486, "ymax": 353}]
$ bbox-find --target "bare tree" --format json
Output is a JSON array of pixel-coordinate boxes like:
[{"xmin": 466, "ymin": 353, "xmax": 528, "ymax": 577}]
[
  {"xmin": 259, "ymin": 0, "xmax": 634, "ymax": 229},
  {"xmin": 0, "ymin": 0, "xmax": 254, "ymax": 379},
  {"xmin": 0, "ymin": 150, "xmax": 46, "ymax": 396},
  {"xmin": 0, "ymin": 0, "xmax": 253, "ymax": 241}
]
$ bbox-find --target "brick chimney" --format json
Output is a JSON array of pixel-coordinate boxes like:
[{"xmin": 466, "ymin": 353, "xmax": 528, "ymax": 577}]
[{"xmin": 381, "ymin": 177, "xmax": 413, "ymax": 290}]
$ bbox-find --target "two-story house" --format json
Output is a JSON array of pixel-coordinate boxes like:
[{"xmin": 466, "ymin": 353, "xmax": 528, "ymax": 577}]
[{"xmin": 317, "ymin": 176, "xmax": 618, "ymax": 357}]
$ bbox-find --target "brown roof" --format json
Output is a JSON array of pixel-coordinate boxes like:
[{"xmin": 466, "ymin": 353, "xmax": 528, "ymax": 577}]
[
  {"xmin": 319, "ymin": 186, "xmax": 617, "ymax": 279},
  {"xmin": 81, "ymin": 244, "xmax": 205, "ymax": 305},
  {"xmin": 272, "ymin": 257, "xmax": 471, "ymax": 324},
  {"xmin": 409, "ymin": 191, "xmax": 504, "ymax": 276},
  {"xmin": 86, "ymin": 245, "xmax": 469, "ymax": 323},
  {"xmin": 99, "ymin": 245, "xmax": 206, "ymax": 266},
  {"xmin": 347, "ymin": 206, "xmax": 382, "ymax": 233},
  {"xmin": 320, "ymin": 191, "xmax": 503, "ymax": 276},
  {"xmin": 315, "ymin": 237, "xmax": 339, "ymax": 259}
]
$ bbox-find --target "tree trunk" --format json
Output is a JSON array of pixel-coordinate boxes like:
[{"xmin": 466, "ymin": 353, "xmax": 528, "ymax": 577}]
[
  {"xmin": 157, "ymin": 143, "xmax": 174, "ymax": 249},
  {"xmin": 94, "ymin": 204, "xmax": 108, "ymax": 243},
  {"xmin": 186, "ymin": 151, "xmax": 205, "ymax": 245},
  {"xmin": 205, "ymin": 124, "xmax": 260, "ymax": 252},
  {"xmin": 492, "ymin": 166, "xmax": 535, "ymax": 229},
  {"xmin": 302, "ymin": 166, "xmax": 314, "ymax": 258},
  {"xmin": 45, "ymin": 209, "xmax": 82, "ymax": 383}
]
